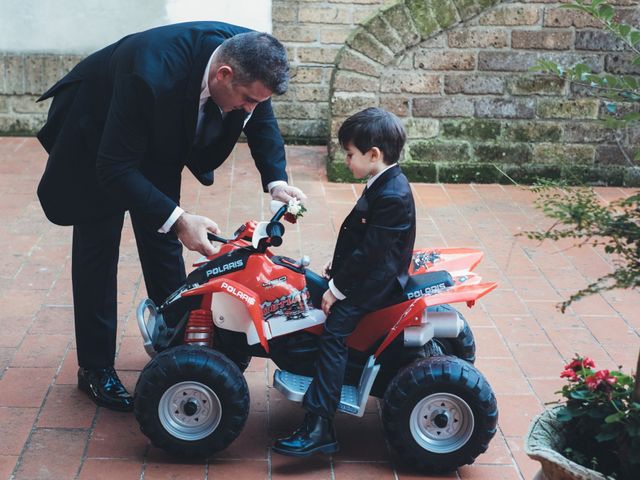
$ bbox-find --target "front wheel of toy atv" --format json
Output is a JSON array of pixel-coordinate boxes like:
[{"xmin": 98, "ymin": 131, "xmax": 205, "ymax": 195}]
[
  {"xmin": 134, "ymin": 345, "xmax": 249, "ymax": 457},
  {"xmin": 382, "ymin": 355, "xmax": 497, "ymax": 473}
]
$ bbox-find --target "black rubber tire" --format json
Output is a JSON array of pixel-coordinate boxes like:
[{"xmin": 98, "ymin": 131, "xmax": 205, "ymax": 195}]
[
  {"xmin": 429, "ymin": 304, "xmax": 476, "ymax": 363},
  {"xmin": 134, "ymin": 345, "xmax": 249, "ymax": 457},
  {"xmin": 222, "ymin": 351, "xmax": 251, "ymax": 373},
  {"xmin": 382, "ymin": 355, "xmax": 498, "ymax": 473}
]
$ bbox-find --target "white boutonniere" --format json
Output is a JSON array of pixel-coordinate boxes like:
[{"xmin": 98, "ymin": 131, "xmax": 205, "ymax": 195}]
[{"xmin": 283, "ymin": 198, "xmax": 307, "ymax": 224}]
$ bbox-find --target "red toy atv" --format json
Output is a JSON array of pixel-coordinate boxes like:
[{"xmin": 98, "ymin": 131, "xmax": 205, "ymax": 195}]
[{"xmin": 134, "ymin": 203, "xmax": 498, "ymax": 472}]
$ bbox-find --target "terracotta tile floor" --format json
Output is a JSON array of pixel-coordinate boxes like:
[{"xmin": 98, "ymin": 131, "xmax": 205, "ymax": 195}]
[{"xmin": 0, "ymin": 137, "xmax": 638, "ymax": 480}]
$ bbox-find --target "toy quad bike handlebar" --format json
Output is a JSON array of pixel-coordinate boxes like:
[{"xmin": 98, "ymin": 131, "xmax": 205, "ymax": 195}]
[{"xmin": 206, "ymin": 202, "xmax": 288, "ymax": 248}]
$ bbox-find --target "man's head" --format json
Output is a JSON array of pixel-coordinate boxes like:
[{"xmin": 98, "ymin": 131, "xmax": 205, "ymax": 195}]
[
  {"xmin": 208, "ymin": 31, "xmax": 289, "ymax": 113},
  {"xmin": 338, "ymin": 108, "xmax": 406, "ymax": 179}
]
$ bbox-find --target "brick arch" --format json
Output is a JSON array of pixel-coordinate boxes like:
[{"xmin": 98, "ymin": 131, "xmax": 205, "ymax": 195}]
[{"xmin": 328, "ymin": 0, "xmax": 503, "ymax": 179}]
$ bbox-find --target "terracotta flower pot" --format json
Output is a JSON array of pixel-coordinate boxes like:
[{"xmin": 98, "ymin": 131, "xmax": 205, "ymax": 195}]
[{"xmin": 525, "ymin": 407, "xmax": 614, "ymax": 480}]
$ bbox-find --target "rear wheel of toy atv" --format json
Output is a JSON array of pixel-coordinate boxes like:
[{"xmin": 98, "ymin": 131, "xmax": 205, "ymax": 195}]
[
  {"xmin": 134, "ymin": 345, "xmax": 249, "ymax": 457},
  {"xmin": 429, "ymin": 304, "xmax": 476, "ymax": 363},
  {"xmin": 382, "ymin": 355, "xmax": 497, "ymax": 473}
]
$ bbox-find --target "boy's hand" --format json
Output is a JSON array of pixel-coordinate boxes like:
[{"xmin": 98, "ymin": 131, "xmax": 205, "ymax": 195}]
[
  {"xmin": 321, "ymin": 289, "xmax": 338, "ymax": 315},
  {"xmin": 321, "ymin": 260, "xmax": 332, "ymax": 279}
]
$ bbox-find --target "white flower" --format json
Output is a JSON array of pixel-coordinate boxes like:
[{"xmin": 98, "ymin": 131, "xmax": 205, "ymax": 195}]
[{"xmin": 288, "ymin": 198, "xmax": 302, "ymax": 216}]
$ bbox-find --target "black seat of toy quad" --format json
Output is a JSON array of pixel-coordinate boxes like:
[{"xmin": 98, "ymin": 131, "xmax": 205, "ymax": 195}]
[
  {"xmin": 306, "ymin": 269, "xmax": 454, "ymax": 310},
  {"xmin": 305, "ymin": 269, "xmax": 329, "ymax": 309},
  {"xmin": 382, "ymin": 270, "xmax": 454, "ymax": 306},
  {"xmin": 403, "ymin": 270, "xmax": 454, "ymax": 299}
]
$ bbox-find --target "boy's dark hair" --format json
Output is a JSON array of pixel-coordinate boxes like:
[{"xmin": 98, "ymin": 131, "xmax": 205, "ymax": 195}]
[
  {"xmin": 338, "ymin": 107, "xmax": 406, "ymax": 165},
  {"xmin": 217, "ymin": 31, "xmax": 289, "ymax": 95}
]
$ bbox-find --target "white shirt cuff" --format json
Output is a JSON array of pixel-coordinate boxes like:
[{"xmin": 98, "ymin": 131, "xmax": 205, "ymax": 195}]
[
  {"xmin": 158, "ymin": 206, "xmax": 184, "ymax": 233},
  {"xmin": 328, "ymin": 279, "xmax": 346, "ymax": 300},
  {"xmin": 268, "ymin": 180, "xmax": 288, "ymax": 195}
]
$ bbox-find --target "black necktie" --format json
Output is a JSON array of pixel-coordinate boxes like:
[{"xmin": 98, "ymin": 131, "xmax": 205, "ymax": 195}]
[{"xmin": 193, "ymin": 98, "xmax": 222, "ymax": 148}]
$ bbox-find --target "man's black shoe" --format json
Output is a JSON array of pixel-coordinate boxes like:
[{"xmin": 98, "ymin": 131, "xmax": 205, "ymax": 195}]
[
  {"xmin": 273, "ymin": 413, "xmax": 338, "ymax": 457},
  {"xmin": 77, "ymin": 367, "xmax": 134, "ymax": 412}
]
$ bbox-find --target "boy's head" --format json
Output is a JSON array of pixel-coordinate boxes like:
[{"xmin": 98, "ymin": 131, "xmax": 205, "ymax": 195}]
[{"xmin": 338, "ymin": 108, "xmax": 406, "ymax": 179}]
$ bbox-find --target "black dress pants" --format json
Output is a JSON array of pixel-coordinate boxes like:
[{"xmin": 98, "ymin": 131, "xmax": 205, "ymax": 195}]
[
  {"xmin": 72, "ymin": 211, "xmax": 185, "ymax": 369},
  {"xmin": 302, "ymin": 300, "xmax": 370, "ymax": 419}
]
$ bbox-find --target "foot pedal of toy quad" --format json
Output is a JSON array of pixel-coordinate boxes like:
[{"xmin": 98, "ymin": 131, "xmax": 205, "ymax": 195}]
[{"xmin": 273, "ymin": 356, "xmax": 380, "ymax": 417}]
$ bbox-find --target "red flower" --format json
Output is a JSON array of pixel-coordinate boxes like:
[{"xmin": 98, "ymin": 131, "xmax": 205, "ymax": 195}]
[
  {"xmin": 560, "ymin": 368, "xmax": 579, "ymax": 381},
  {"xmin": 564, "ymin": 356, "xmax": 595, "ymax": 372},
  {"xmin": 283, "ymin": 212, "xmax": 297, "ymax": 224},
  {"xmin": 585, "ymin": 369, "xmax": 617, "ymax": 391}
]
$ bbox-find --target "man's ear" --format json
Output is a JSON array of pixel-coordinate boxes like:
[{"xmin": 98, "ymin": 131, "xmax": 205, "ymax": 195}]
[{"xmin": 215, "ymin": 65, "xmax": 234, "ymax": 82}]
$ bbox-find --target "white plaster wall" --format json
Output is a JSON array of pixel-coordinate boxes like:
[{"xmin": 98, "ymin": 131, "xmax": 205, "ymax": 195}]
[{"xmin": 0, "ymin": 0, "xmax": 272, "ymax": 53}]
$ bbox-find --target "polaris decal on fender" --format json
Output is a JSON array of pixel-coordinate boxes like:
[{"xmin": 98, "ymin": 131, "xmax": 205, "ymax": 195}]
[
  {"xmin": 220, "ymin": 281, "xmax": 256, "ymax": 305},
  {"xmin": 206, "ymin": 259, "xmax": 244, "ymax": 278},
  {"xmin": 406, "ymin": 282, "xmax": 448, "ymax": 299}
]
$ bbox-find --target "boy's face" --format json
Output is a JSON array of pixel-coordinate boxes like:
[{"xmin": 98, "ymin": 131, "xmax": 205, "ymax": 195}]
[{"xmin": 344, "ymin": 142, "xmax": 384, "ymax": 179}]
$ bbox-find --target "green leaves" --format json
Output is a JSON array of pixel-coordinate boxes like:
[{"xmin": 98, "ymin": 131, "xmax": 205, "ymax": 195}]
[
  {"xmin": 525, "ymin": 1, "xmax": 640, "ymax": 310},
  {"xmin": 524, "ymin": 182, "xmax": 640, "ymax": 310},
  {"xmin": 604, "ymin": 412, "xmax": 625, "ymax": 423}
]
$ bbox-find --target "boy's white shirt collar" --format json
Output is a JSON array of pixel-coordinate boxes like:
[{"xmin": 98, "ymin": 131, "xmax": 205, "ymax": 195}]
[{"xmin": 366, "ymin": 162, "xmax": 398, "ymax": 189}]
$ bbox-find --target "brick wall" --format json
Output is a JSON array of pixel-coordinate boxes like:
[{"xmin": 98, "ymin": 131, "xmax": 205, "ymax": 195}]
[
  {"xmin": 2, "ymin": 1, "xmax": 639, "ymax": 185},
  {"xmin": 0, "ymin": 54, "xmax": 86, "ymax": 135},
  {"xmin": 318, "ymin": 0, "xmax": 640, "ymax": 186},
  {"xmin": 272, "ymin": 0, "xmax": 396, "ymax": 142}
]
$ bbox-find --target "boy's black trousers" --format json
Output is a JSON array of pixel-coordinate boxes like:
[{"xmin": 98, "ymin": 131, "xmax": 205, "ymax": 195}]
[{"xmin": 302, "ymin": 300, "xmax": 371, "ymax": 419}]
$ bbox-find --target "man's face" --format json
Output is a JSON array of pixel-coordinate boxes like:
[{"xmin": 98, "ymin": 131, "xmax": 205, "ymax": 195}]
[{"xmin": 209, "ymin": 65, "xmax": 272, "ymax": 113}]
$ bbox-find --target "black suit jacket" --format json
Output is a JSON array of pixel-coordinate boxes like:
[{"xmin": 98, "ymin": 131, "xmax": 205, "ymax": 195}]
[
  {"xmin": 330, "ymin": 165, "xmax": 416, "ymax": 309},
  {"xmin": 36, "ymin": 21, "xmax": 288, "ymax": 228}
]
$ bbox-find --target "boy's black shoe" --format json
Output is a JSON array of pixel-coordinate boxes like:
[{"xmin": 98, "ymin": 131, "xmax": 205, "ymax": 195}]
[
  {"xmin": 273, "ymin": 413, "xmax": 339, "ymax": 457},
  {"xmin": 77, "ymin": 367, "xmax": 134, "ymax": 412}
]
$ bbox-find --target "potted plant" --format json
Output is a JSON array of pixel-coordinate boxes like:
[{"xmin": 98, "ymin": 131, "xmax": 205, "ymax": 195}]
[{"xmin": 526, "ymin": 355, "xmax": 640, "ymax": 479}]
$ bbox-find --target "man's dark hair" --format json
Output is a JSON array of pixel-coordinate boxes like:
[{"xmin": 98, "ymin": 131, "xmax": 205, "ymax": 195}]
[
  {"xmin": 217, "ymin": 31, "xmax": 289, "ymax": 95},
  {"xmin": 338, "ymin": 107, "xmax": 407, "ymax": 165}
]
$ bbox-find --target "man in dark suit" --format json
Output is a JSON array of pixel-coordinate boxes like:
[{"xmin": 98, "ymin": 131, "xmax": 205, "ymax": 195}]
[
  {"xmin": 36, "ymin": 22, "xmax": 305, "ymax": 411},
  {"xmin": 273, "ymin": 108, "xmax": 416, "ymax": 456}
]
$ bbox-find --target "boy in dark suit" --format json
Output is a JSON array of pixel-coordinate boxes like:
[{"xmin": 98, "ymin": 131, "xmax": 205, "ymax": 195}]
[{"xmin": 273, "ymin": 108, "xmax": 417, "ymax": 457}]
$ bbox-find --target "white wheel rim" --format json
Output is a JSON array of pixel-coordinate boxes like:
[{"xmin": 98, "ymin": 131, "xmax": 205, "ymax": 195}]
[
  {"xmin": 409, "ymin": 392, "xmax": 474, "ymax": 454},
  {"xmin": 158, "ymin": 381, "xmax": 222, "ymax": 441}
]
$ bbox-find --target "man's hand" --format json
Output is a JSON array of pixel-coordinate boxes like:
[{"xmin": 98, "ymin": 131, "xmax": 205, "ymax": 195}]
[
  {"xmin": 172, "ymin": 212, "xmax": 221, "ymax": 256},
  {"xmin": 321, "ymin": 289, "xmax": 338, "ymax": 316},
  {"xmin": 322, "ymin": 260, "xmax": 332, "ymax": 279},
  {"xmin": 270, "ymin": 184, "xmax": 307, "ymax": 204}
]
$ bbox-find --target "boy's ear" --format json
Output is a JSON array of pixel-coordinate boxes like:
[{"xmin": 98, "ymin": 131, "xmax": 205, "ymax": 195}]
[{"xmin": 369, "ymin": 147, "xmax": 382, "ymax": 162}]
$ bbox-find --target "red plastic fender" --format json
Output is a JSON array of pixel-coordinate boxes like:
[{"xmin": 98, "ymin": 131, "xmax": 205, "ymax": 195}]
[
  {"xmin": 372, "ymin": 282, "xmax": 498, "ymax": 358},
  {"xmin": 373, "ymin": 298, "xmax": 428, "ymax": 358},
  {"xmin": 182, "ymin": 278, "xmax": 269, "ymax": 353}
]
